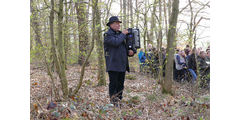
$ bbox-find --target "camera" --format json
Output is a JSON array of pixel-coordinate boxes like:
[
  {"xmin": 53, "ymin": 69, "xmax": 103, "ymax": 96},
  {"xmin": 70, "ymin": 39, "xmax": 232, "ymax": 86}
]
[{"xmin": 126, "ymin": 28, "xmax": 141, "ymax": 54}]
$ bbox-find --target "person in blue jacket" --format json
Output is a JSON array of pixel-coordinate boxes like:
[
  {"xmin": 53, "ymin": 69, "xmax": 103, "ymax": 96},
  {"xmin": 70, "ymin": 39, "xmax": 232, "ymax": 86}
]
[
  {"xmin": 138, "ymin": 48, "xmax": 146, "ymax": 72},
  {"xmin": 104, "ymin": 16, "xmax": 135, "ymax": 106}
]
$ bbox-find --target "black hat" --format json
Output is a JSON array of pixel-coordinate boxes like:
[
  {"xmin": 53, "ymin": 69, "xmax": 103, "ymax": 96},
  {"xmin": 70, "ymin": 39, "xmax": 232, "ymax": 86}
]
[{"xmin": 106, "ymin": 16, "xmax": 122, "ymax": 26}]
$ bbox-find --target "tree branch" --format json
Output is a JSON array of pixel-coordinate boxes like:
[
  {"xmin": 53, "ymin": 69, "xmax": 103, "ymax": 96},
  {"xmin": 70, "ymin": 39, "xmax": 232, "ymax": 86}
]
[{"xmin": 44, "ymin": 0, "xmax": 59, "ymax": 13}]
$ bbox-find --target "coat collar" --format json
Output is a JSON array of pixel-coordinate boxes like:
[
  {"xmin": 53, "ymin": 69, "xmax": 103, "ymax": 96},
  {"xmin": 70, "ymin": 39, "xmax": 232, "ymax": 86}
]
[{"xmin": 108, "ymin": 27, "xmax": 122, "ymax": 34}]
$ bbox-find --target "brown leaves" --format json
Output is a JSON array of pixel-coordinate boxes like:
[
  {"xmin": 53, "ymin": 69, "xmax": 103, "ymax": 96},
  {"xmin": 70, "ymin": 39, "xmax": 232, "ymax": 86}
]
[
  {"xmin": 32, "ymin": 82, "xmax": 38, "ymax": 86},
  {"xmin": 81, "ymin": 111, "xmax": 88, "ymax": 117},
  {"xmin": 33, "ymin": 103, "xmax": 38, "ymax": 112},
  {"xmin": 47, "ymin": 102, "xmax": 57, "ymax": 110},
  {"xmin": 30, "ymin": 65, "xmax": 210, "ymax": 119}
]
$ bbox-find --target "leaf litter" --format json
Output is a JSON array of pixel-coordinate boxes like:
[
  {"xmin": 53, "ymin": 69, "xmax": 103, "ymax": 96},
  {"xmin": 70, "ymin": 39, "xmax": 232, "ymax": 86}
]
[{"xmin": 31, "ymin": 64, "xmax": 210, "ymax": 120}]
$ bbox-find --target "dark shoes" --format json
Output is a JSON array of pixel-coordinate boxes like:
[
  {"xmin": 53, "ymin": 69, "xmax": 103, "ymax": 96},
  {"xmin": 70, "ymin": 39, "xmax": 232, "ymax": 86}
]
[{"xmin": 110, "ymin": 98, "xmax": 123, "ymax": 108}]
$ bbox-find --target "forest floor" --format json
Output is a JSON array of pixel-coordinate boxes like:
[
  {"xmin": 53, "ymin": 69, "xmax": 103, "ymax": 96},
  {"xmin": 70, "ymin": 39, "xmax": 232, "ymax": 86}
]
[{"xmin": 30, "ymin": 64, "xmax": 210, "ymax": 120}]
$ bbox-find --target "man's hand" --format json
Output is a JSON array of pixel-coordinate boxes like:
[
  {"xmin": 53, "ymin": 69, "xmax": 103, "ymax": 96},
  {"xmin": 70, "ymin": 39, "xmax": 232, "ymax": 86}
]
[
  {"xmin": 122, "ymin": 29, "xmax": 128, "ymax": 35},
  {"xmin": 128, "ymin": 50, "xmax": 134, "ymax": 56}
]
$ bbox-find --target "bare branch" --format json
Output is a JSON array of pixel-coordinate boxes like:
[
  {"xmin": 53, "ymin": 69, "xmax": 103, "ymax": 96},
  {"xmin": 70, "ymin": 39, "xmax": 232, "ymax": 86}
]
[{"xmin": 44, "ymin": 0, "xmax": 59, "ymax": 13}]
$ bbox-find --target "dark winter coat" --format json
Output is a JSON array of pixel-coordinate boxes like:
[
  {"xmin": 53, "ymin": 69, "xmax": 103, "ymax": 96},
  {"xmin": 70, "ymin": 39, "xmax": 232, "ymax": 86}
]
[
  {"xmin": 197, "ymin": 56, "xmax": 209, "ymax": 72},
  {"xmin": 103, "ymin": 28, "xmax": 130, "ymax": 72},
  {"xmin": 187, "ymin": 53, "xmax": 197, "ymax": 71}
]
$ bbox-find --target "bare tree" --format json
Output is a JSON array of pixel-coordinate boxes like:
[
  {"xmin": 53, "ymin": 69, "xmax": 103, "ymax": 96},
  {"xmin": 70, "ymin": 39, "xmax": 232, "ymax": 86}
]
[
  {"xmin": 57, "ymin": 0, "xmax": 69, "ymax": 99},
  {"xmin": 30, "ymin": 0, "xmax": 43, "ymax": 47},
  {"xmin": 149, "ymin": 0, "xmax": 158, "ymax": 44},
  {"xmin": 75, "ymin": 0, "xmax": 89, "ymax": 65},
  {"xmin": 130, "ymin": 0, "xmax": 133, "ymax": 28},
  {"xmin": 123, "ymin": 0, "xmax": 127, "ymax": 29},
  {"xmin": 162, "ymin": 0, "xmax": 179, "ymax": 95},
  {"xmin": 97, "ymin": 0, "xmax": 106, "ymax": 86},
  {"xmin": 63, "ymin": 0, "xmax": 71, "ymax": 69},
  {"xmin": 157, "ymin": 0, "xmax": 164, "ymax": 84},
  {"xmin": 163, "ymin": 0, "xmax": 169, "ymax": 36},
  {"xmin": 135, "ymin": 0, "xmax": 139, "ymax": 28},
  {"xmin": 187, "ymin": 0, "xmax": 209, "ymax": 47},
  {"xmin": 72, "ymin": 0, "xmax": 96, "ymax": 95}
]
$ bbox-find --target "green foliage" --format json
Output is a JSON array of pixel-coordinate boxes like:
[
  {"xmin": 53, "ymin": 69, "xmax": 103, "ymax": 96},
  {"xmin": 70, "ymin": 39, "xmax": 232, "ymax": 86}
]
[
  {"xmin": 162, "ymin": 87, "xmax": 173, "ymax": 96},
  {"xmin": 181, "ymin": 96, "xmax": 186, "ymax": 101},
  {"xmin": 146, "ymin": 93, "xmax": 157, "ymax": 101},
  {"xmin": 62, "ymin": 118, "xmax": 71, "ymax": 120},
  {"xmin": 30, "ymin": 49, "xmax": 37, "ymax": 63},
  {"xmin": 126, "ymin": 88, "xmax": 131, "ymax": 93},
  {"xmin": 129, "ymin": 96, "xmax": 140, "ymax": 104},
  {"xmin": 85, "ymin": 79, "xmax": 93, "ymax": 86},
  {"xmin": 30, "ymin": 45, "xmax": 43, "ymax": 63},
  {"xmin": 125, "ymin": 74, "xmax": 136, "ymax": 80},
  {"xmin": 199, "ymin": 116, "xmax": 204, "ymax": 120}
]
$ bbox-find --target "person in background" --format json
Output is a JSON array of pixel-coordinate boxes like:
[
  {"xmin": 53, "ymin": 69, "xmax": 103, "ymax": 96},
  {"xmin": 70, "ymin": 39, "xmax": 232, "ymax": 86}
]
[
  {"xmin": 198, "ymin": 51, "xmax": 208, "ymax": 74},
  {"xmin": 206, "ymin": 49, "xmax": 210, "ymax": 62},
  {"xmin": 174, "ymin": 50, "xmax": 187, "ymax": 82},
  {"xmin": 184, "ymin": 45, "xmax": 191, "ymax": 64},
  {"xmin": 184, "ymin": 45, "xmax": 191, "ymax": 57},
  {"xmin": 187, "ymin": 48, "xmax": 197, "ymax": 84},
  {"xmin": 147, "ymin": 44, "xmax": 153, "ymax": 52},
  {"xmin": 196, "ymin": 47, "xmax": 202, "ymax": 56},
  {"xmin": 197, "ymin": 51, "xmax": 210, "ymax": 87},
  {"xmin": 146, "ymin": 44, "xmax": 153, "ymax": 61},
  {"xmin": 152, "ymin": 47, "xmax": 160, "ymax": 77},
  {"xmin": 173, "ymin": 48, "xmax": 180, "ymax": 80},
  {"xmin": 138, "ymin": 48, "xmax": 146, "ymax": 72},
  {"xmin": 145, "ymin": 44, "xmax": 154, "ymax": 73},
  {"xmin": 161, "ymin": 47, "xmax": 166, "ymax": 77}
]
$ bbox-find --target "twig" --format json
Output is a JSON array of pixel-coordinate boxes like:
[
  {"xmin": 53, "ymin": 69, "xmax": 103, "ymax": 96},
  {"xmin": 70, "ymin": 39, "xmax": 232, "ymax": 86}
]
[{"xmin": 44, "ymin": 0, "xmax": 59, "ymax": 13}]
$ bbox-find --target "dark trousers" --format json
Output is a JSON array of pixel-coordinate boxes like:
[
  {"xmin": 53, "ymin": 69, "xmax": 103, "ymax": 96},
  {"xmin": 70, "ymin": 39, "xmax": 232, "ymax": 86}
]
[
  {"xmin": 176, "ymin": 69, "xmax": 187, "ymax": 82},
  {"xmin": 108, "ymin": 71, "xmax": 125, "ymax": 103}
]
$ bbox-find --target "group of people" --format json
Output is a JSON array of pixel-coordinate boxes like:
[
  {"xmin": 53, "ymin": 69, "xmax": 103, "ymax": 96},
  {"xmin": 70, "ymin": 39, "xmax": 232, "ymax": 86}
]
[
  {"xmin": 104, "ymin": 16, "xmax": 210, "ymax": 107},
  {"xmin": 138, "ymin": 44, "xmax": 210, "ymax": 87}
]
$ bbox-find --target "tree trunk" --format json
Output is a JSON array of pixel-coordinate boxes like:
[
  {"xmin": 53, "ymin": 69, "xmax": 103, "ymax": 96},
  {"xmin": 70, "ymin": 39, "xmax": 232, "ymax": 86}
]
[
  {"xmin": 145, "ymin": 0, "xmax": 150, "ymax": 45},
  {"xmin": 120, "ymin": 0, "xmax": 122, "ymax": 31},
  {"xmin": 158, "ymin": 0, "xmax": 164, "ymax": 84},
  {"xmin": 76, "ymin": 0, "xmax": 89, "ymax": 65},
  {"xmin": 193, "ymin": 31, "xmax": 200, "ymax": 90},
  {"xmin": 57, "ymin": 0, "xmax": 69, "ymax": 99},
  {"xmin": 127, "ymin": 0, "xmax": 130, "ymax": 28},
  {"xmin": 64, "ymin": 0, "xmax": 70, "ymax": 69},
  {"xmin": 162, "ymin": 0, "xmax": 179, "ymax": 95},
  {"xmin": 123, "ymin": 0, "xmax": 127, "ymax": 29},
  {"xmin": 188, "ymin": 0, "xmax": 194, "ymax": 48},
  {"xmin": 167, "ymin": 0, "xmax": 172, "ymax": 22},
  {"xmin": 150, "ymin": 0, "xmax": 157, "ymax": 44},
  {"xmin": 163, "ymin": 0, "xmax": 168, "ymax": 36},
  {"xmin": 49, "ymin": 0, "xmax": 60, "ymax": 99},
  {"xmin": 30, "ymin": 0, "xmax": 43, "ymax": 47},
  {"xmin": 72, "ymin": 0, "xmax": 96, "ymax": 95},
  {"xmin": 135, "ymin": 0, "xmax": 139, "ymax": 28},
  {"xmin": 103, "ymin": 0, "xmax": 113, "ymax": 30},
  {"xmin": 96, "ymin": 0, "xmax": 106, "ymax": 86},
  {"xmin": 130, "ymin": 0, "xmax": 133, "ymax": 28}
]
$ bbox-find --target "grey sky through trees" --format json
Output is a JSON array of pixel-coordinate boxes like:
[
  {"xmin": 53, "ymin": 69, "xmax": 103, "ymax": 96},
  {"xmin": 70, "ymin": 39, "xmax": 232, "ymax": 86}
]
[{"xmin": 109, "ymin": 0, "xmax": 210, "ymax": 48}]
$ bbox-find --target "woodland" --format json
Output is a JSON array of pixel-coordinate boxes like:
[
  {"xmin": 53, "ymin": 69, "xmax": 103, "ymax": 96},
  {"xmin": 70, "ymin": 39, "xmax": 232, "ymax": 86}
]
[{"xmin": 30, "ymin": 0, "xmax": 210, "ymax": 119}]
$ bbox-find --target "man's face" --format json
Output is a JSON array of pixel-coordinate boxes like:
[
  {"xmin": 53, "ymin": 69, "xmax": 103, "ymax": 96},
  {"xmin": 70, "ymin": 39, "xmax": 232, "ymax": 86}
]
[
  {"xmin": 200, "ymin": 52, "xmax": 206, "ymax": 58},
  {"xmin": 180, "ymin": 51, "xmax": 185, "ymax": 56},
  {"xmin": 207, "ymin": 51, "xmax": 210, "ymax": 57},
  {"xmin": 148, "ymin": 44, "xmax": 152, "ymax": 49},
  {"xmin": 110, "ymin": 22, "xmax": 121, "ymax": 31}
]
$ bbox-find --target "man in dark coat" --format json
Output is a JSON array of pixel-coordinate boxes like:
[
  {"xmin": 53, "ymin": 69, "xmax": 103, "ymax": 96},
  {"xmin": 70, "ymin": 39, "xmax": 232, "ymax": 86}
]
[
  {"xmin": 104, "ymin": 16, "xmax": 135, "ymax": 106},
  {"xmin": 187, "ymin": 49, "xmax": 197, "ymax": 83},
  {"xmin": 197, "ymin": 51, "xmax": 210, "ymax": 87},
  {"xmin": 198, "ymin": 51, "xmax": 209, "ymax": 76}
]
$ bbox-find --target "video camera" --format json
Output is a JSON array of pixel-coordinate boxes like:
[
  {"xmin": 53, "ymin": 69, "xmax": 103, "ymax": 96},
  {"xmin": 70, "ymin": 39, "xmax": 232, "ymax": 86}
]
[{"xmin": 126, "ymin": 28, "xmax": 141, "ymax": 54}]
